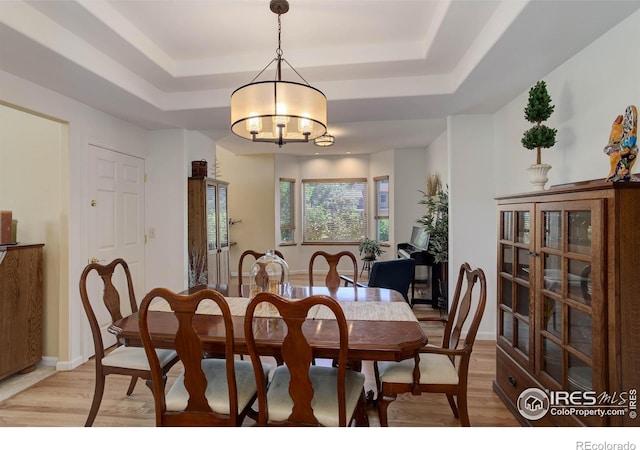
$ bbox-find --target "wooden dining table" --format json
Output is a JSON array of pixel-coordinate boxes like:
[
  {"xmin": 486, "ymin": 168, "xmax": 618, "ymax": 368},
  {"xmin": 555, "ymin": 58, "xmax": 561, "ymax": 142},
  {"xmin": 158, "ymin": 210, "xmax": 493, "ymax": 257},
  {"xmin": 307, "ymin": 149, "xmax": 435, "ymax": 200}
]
[{"xmin": 111, "ymin": 284, "xmax": 427, "ymax": 364}]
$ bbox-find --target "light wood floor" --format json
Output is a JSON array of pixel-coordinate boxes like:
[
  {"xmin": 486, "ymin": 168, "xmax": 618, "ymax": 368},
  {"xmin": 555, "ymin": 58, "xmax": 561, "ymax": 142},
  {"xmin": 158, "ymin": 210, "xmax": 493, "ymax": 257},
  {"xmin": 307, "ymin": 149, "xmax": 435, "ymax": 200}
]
[{"xmin": 0, "ymin": 273, "xmax": 521, "ymax": 427}]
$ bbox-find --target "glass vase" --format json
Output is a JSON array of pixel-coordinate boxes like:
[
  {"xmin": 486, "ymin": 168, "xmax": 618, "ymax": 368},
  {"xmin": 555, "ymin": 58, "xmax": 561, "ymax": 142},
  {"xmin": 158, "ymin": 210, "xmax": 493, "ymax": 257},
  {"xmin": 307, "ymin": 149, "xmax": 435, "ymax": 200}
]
[{"xmin": 248, "ymin": 249, "xmax": 290, "ymax": 297}]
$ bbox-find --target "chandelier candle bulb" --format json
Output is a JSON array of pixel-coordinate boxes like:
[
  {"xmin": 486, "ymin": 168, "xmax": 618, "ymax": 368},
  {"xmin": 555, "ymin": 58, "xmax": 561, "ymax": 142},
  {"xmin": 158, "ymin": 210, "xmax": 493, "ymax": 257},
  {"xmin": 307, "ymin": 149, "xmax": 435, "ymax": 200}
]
[
  {"xmin": 298, "ymin": 116, "xmax": 312, "ymax": 134},
  {"xmin": 246, "ymin": 114, "xmax": 262, "ymax": 134}
]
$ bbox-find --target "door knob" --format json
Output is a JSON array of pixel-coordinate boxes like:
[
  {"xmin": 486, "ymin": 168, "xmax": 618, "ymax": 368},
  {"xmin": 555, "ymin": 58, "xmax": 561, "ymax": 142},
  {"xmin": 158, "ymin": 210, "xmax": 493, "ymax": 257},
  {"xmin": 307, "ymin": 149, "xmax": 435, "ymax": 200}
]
[{"xmin": 90, "ymin": 257, "xmax": 105, "ymax": 264}]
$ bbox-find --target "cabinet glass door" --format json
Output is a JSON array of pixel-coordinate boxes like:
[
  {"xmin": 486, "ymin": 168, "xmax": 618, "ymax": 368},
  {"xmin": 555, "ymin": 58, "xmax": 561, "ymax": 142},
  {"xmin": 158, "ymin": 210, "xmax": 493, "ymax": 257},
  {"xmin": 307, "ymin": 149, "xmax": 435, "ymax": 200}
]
[
  {"xmin": 536, "ymin": 200, "xmax": 603, "ymax": 395},
  {"xmin": 218, "ymin": 183, "xmax": 229, "ymax": 248},
  {"xmin": 206, "ymin": 183, "xmax": 217, "ymax": 251},
  {"xmin": 498, "ymin": 204, "xmax": 533, "ymax": 365},
  {"xmin": 217, "ymin": 182, "xmax": 230, "ymax": 284}
]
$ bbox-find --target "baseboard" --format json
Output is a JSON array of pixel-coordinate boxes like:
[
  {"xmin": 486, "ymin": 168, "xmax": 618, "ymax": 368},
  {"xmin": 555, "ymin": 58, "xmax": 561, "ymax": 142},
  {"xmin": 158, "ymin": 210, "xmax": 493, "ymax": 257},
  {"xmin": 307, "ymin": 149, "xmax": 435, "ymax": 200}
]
[
  {"xmin": 39, "ymin": 356, "xmax": 57, "ymax": 367},
  {"xmin": 476, "ymin": 330, "xmax": 496, "ymax": 341},
  {"xmin": 56, "ymin": 355, "xmax": 85, "ymax": 371}
]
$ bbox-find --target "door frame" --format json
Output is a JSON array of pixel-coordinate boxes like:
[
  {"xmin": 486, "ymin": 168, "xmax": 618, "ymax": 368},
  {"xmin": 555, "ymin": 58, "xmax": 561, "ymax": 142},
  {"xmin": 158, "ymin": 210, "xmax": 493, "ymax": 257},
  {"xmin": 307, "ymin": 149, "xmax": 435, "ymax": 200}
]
[{"xmin": 80, "ymin": 140, "xmax": 146, "ymax": 361}]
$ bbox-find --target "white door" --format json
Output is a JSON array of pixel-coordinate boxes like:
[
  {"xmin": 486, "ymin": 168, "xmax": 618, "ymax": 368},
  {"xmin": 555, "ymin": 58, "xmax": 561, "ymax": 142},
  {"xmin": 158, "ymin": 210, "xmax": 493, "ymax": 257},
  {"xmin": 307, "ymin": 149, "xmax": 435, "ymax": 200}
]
[{"xmin": 84, "ymin": 144, "xmax": 145, "ymax": 358}]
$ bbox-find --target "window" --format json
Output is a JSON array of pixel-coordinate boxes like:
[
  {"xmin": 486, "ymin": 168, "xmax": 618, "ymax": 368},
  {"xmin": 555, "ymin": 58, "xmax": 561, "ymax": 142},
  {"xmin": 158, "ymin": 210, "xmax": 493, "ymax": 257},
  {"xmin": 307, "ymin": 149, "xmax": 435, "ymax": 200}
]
[
  {"xmin": 375, "ymin": 176, "xmax": 390, "ymax": 243},
  {"xmin": 302, "ymin": 178, "xmax": 367, "ymax": 243},
  {"xmin": 279, "ymin": 178, "xmax": 295, "ymax": 243}
]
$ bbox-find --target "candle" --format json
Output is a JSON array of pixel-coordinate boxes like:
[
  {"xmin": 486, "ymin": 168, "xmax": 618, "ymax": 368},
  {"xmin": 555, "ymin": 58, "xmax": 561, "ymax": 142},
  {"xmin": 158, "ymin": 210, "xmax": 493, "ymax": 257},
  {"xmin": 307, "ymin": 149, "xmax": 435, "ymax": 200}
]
[
  {"xmin": 11, "ymin": 219, "xmax": 17, "ymax": 244},
  {"xmin": 0, "ymin": 210, "xmax": 12, "ymax": 244}
]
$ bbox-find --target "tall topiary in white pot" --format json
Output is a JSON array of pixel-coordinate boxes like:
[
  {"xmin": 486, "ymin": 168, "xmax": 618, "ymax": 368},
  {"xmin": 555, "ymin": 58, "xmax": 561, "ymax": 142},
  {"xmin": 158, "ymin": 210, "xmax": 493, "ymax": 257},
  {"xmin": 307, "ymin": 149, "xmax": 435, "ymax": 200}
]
[{"xmin": 521, "ymin": 80, "xmax": 558, "ymax": 190}]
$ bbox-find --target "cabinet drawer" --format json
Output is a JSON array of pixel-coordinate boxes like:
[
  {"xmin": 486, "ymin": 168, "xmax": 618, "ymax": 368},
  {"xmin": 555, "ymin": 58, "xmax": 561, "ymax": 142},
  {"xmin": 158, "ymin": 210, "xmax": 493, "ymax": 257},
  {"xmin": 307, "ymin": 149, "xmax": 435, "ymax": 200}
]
[
  {"xmin": 495, "ymin": 347, "xmax": 555, "ymax": 426},
  {"xmin": 496, "ymin": 347, "xmax": 604, "ymax": 426},
  {"xmin": 496, "ymin": 347, "xmax": 538, "ymax": 407}
]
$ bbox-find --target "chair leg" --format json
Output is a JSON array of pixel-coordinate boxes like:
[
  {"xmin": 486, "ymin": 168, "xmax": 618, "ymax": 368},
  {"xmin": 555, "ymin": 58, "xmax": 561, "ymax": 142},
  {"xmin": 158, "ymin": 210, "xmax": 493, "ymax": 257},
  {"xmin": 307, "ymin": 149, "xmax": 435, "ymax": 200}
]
[
  {"xmin": 457, "ymin": 390, "xmax": 470, "ymax": 427},
  {"xmin": 446, "ymin": 393, "xmax": 459, "ymax": 418},
  {"xmin": 85, "ymin": 374, "xmax": 106, "ymax": 427},
  {"xmin": 377, "ymin": 392, "xmax": 397, "ymax": 427},
  {"xmin": 144, "ymin": 374, "xmax": 167, "ymax": 391},
  {"xmin": 125, "ymin": 376, "xmax": 138, "ymax": 396},
  {"xmin": 354, "ymin": 390, "xmax": 369, "ymax": 427}
]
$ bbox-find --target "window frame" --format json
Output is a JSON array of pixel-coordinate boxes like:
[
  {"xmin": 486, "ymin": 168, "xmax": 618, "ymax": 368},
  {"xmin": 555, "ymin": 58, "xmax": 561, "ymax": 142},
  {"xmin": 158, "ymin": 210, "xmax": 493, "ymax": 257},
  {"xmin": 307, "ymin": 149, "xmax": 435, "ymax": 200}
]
[
  {"xmin": 301, "ymin": 177, "xmax": 368, "ymax": 245},
  {"xmin": 279, "ymin": 178, "xmax": 296, "ymax": 245},
  {"xmin": 374, "ymin": 176, "xmax": 390, "ymax": 244}
]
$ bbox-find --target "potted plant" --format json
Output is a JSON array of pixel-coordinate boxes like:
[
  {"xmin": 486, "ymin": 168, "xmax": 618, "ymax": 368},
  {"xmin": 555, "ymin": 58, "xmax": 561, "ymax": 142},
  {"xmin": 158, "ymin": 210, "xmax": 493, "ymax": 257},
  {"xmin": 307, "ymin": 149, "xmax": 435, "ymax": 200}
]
[
  {"xmin": 358, "ymin": 238, "xmax": 384, "ymax": 261},
  {"xmin": 521, "ymin": 80, "xmax": 558, "ymax": 190},
  {"xmin": 417, "ymin": 182, "xmax": 448, "ymax": 265},
  {"xmin": 417, "ymin": 178, "xmax": 449, "ymax": 309}
]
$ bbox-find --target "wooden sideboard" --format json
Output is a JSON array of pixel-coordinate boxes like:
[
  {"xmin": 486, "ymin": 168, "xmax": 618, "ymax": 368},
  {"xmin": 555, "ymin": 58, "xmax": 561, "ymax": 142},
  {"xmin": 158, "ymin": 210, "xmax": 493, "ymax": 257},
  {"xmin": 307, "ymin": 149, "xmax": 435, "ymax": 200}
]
[{"xmin": 0, "ymin": 243, "xmax": 44, "ymax": 381}]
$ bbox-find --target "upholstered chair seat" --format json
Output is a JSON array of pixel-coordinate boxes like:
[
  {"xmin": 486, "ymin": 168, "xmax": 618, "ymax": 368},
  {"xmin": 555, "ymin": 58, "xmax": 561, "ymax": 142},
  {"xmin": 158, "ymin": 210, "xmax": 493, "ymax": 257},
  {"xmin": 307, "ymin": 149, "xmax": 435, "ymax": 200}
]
[
  {"xmin": 265, "ymin": 364, "xmax": 365, "ymax": 427},
  {"xmin": 165, "ymin": 359, "xmax": 270, "ymax": 414},
  {"xmin": 375, "ymin": 345, "xmax": 459, "ymax": 385},
  {"xmin": 101, "ymin": 346, "xmax": 177, "ymax": 371}
]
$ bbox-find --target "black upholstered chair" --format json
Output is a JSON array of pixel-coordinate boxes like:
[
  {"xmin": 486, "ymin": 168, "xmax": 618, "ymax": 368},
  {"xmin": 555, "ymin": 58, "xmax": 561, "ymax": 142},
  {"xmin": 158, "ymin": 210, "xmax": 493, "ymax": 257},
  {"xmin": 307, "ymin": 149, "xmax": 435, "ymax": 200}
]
[{"xmin": 343, "ymin": 258, "xmax": 415, "ymax": 303}]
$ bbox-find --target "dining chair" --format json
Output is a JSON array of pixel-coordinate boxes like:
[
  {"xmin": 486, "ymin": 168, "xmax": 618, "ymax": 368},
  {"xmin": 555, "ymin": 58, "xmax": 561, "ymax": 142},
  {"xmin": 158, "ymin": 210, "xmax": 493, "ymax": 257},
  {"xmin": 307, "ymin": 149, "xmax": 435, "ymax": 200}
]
[
  {"xmin": 238, "ymin": 249, "xmax": 285, "ymax": 289},
  {"xmin": 139, "ymin": 287, "xmax": 271, "ymax": 426},
  {"xmin": 374, "ymin": 262, "xmax": 487, "ymax": 426},
  {"xmin": 79, "ymin": 258, "xmax": 179, "ymax": 427},
  {"xmin": 308, "ymin": 250, "xmax": 358, "ymax": 288},
  {"xmin": 244, "ymin": 292, "xmax": 368, "ymax": 427},
  {"xmin": 342, "ymin": 258, "xmax": 416, "ymax": 303}
]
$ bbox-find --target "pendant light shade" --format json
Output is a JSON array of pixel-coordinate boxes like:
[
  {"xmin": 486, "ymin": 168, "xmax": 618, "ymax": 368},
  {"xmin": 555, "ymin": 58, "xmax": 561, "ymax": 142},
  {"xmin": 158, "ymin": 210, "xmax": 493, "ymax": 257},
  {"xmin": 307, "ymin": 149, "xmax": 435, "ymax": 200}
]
[
  {"xmin": 231, "ymin": 80, "xmax": 327, "ymax": 144},
  {"xmin": 230, "ymin": 0, "xmax": 328, "ymax": 147},
  {"xmin": 314, "ymin": 133, "xmax": 335, "ymax": 147}
]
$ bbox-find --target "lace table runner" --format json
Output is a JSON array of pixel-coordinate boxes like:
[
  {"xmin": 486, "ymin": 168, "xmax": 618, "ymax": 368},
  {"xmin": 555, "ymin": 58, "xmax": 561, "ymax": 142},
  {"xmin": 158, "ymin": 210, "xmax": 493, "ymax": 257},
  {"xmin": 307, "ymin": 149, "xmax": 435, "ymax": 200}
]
[{"xmin": 149, "ymin": 297, "xmax": 417, "ymax": 322}]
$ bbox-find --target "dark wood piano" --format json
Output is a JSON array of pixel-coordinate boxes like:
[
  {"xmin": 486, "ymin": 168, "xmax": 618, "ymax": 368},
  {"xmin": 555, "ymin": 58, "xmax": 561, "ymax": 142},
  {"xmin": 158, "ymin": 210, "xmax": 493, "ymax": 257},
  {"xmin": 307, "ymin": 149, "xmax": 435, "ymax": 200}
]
[{"xmin": 397, "ymin": 225, "xmax": 443, "ymax": 308}]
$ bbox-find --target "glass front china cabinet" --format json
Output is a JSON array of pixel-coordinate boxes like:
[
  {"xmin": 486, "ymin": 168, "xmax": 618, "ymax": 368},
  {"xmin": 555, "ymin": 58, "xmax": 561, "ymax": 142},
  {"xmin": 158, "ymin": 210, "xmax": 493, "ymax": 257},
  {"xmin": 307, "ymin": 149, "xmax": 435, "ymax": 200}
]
[
  {"xmin": 494, "ymin": 178, "xmax": 639, "ymax": 427},
  {"xmin": 188, "ymin": 177, "xmax": 229, "ymax": 286}
]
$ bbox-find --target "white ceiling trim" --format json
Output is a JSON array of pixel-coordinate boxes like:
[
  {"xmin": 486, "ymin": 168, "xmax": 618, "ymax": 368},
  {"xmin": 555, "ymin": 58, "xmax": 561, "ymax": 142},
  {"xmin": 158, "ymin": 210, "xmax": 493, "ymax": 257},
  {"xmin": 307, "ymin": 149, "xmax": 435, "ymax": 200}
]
[
  {"xmin": 77, "ymin": 0, "xmax": 176, "ymax": 76},
  {"xmin": 420, "ymin": 0, "xmax": 453, "ymax": 60},
  {"xmin": 452, "ymin": 0, "xmax": 528, "ymax": 88},
  {"xmin": 2, "ymin": 1, "xmax": 166, "ymax": 107}
]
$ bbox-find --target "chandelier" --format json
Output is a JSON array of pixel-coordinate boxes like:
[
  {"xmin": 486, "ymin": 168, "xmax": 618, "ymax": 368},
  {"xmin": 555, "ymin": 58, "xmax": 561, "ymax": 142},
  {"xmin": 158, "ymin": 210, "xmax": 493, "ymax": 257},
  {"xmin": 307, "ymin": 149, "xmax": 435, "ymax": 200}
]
[
  {"xmin": 314, "ymin": 133, "xmax": 335, "ymax": 147},
  {"xmin": 230, "ymin": 0, "xmax": 327, "ymax": 147}
]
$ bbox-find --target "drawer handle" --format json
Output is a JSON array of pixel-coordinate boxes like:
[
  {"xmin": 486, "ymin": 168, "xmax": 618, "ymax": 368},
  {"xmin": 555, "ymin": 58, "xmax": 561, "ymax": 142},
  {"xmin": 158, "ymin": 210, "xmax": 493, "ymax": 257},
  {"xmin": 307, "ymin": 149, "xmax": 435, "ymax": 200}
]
[{"xmin": 508, "ymin": 376, "xmax": 517, "ymax": 387}]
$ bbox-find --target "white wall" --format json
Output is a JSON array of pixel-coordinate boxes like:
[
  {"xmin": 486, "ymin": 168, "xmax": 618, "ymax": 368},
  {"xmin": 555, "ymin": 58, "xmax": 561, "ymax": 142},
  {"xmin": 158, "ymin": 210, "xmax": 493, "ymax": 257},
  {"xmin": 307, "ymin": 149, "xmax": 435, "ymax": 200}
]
[
  {"xmin": 218, "ymin": 148, "xmax": 276, "ymax": 276},
  {"xmin": 457, "ymin": 8, "xmax": 640, "ymax": 339},
  {"xmin": 146, "ymin": 130, "xmax": 189, "ymax": 292},
  {"xmin": 494, "ymin": 9, "xmax": 640, "ymax": 194},
  {"xmin": 0, "ymin": 68, "xmax": 149, "ymax": 369},
  {"xmin": 392, "ymin": 148, "xmax": 428, "ymax": 250},
  {"xmin": 187, "ymin": 131, "xmax": 217, "ymax": 179},
  {"xmin": 447, "ymin": 115, "xmax": 497, "ymax": 340},
  {"xmin": 0, "ymin": 104, "xmax": 64, "ymax": 359},
  {"xmin": 426, "ymin": 130, "xmax": 448, "ymax": 187}
]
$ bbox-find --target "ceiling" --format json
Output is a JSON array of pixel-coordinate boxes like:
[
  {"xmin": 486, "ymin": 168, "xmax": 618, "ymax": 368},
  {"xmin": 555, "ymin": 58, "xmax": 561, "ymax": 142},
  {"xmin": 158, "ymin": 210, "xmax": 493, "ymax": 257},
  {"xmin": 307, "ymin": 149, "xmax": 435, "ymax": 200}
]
[{"xmin": 2, "ymin": 0, "xmax": 640, "ymax": 156}]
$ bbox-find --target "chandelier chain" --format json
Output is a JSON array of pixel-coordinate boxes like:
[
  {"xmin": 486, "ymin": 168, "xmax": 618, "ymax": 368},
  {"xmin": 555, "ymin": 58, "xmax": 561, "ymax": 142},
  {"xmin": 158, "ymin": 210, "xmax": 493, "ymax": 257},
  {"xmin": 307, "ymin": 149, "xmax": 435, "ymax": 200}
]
[{"xmin": 277, "ymin": 13, "xmax": 283, "ymax": 58}]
